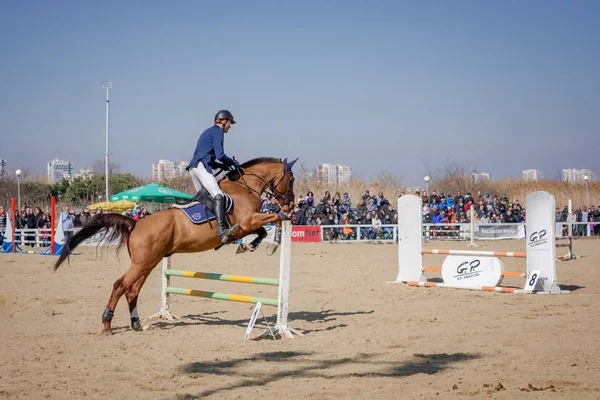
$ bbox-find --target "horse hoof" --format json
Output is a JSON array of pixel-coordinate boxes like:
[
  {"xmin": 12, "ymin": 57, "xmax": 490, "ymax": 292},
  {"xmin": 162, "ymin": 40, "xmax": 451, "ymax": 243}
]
[
  {"xmin": 266, "ymin": 243, "xmax": 279, "ymax": 256},
  {"xmin": 131, "ymin": 317, "xmax": 142, "ymax": 331},
  {"xmin": 236, "ymin": 244, "xmax": 247, "ymax": 254},
  {"xmin": 101, "ymin": 328, "xmax": 113, "ymax": 336}
]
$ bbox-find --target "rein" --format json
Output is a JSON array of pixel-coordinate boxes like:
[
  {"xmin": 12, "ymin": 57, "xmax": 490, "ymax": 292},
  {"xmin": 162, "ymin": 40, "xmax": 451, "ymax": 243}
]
[{"xmin": 231, "ymin": 164, "xmax": 293, "ymax": 205}]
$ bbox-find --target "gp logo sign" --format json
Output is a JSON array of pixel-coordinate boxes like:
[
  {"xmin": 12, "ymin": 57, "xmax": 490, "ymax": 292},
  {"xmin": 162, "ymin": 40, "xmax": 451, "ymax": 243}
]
[
  {"xmin": 158, "ymin": 188, "xmax": 173, "ymax": 195},
  {"xmin": 455, "ymin": 259, "xmax": 481, "ymax": 278},
  {"xmin": 441, "ymin": 255, "xmax": 503, "ymax": 287},
  {"xmin": 528, "ymin": 229, "xmax": 548, "ymax": 248}
]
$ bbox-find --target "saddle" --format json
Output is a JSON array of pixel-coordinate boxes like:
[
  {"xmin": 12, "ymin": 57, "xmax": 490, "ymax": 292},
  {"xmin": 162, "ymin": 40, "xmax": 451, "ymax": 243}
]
[{"xmin": 172, "ymin": 189, "xmax": 234, "ymax": 225}]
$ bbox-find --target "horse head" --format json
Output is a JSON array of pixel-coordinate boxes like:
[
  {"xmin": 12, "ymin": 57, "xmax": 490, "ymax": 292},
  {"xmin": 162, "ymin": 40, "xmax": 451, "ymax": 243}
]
[
  {"xmin": 276, "ymin": 157, "xmax": 299, "ymax": 211},
  {"xmin": 228, "ymin": 157, "xmax": 299, "ymax": 212}
]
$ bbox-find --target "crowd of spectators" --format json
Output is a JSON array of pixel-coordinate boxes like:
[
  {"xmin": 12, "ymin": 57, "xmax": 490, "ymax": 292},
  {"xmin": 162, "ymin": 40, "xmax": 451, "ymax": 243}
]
[
  {"xmin": 282, "ymin": 190, "xmax": 397, "ymax": 240},
  {"xmin": 261, "ymin": 189, "xmax": 600, "ymax": 239}
]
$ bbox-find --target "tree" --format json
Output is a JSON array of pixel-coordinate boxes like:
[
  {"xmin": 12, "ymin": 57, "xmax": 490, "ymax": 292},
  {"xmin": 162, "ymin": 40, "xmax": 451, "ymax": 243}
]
[
  {"xmin": 425, "ymin": 158, "xmax": 476, "ymax": 195},
  {"xmin": 20, "ymin": 180, "xmax": 53, "ymax": 209},
  {"xmin": 90, "ymin": 159, "xmax": 121, "ymax": 174},
  {"xmin": 63, "ymin": 177, "xmax": 91, "ymax": 205},
  {"xmin": 160, "ymin": 175, "xmax": 195, "ymax": 195},
  {"xmin": 109, "ymin": 173, "xmax": 145, "ymax": 195}
]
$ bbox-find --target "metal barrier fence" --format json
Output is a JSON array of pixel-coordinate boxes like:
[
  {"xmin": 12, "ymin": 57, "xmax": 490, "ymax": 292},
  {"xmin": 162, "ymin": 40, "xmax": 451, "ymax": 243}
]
[
  {"xmin": 1, "ymin": 221, "xmax": 598, "ymax": 247},
  {"xmin": 0, "ymin": 227, "xmax": 72, "ymax": 248},
  {"xmin": 318, "ymin": 221, "xmax": 599, "ymax": 243}
]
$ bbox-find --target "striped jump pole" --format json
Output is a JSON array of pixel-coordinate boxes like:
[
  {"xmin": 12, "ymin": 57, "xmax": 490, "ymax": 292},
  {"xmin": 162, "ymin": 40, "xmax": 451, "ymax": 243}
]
[
  {"xmin": 164, "ymin": 270, "xmax": 280, "ymax": 286},
  {"xmin": 422, "ymin": 249, "xmax": 527, "ymax": 258},
  {"xmin": 407, "ymin": 281, "xmax": 526, "ymax": 294},
  {"xmin": 422, "ymin": 266, "xmax": 526, "ymax": 278},
  {"xmin": 165, "ymin": 288, "xmax": 279, "ymax": 307},
  {"xmin": 149, "ymin": 221, "xmax": 302, "ymax": 339}
]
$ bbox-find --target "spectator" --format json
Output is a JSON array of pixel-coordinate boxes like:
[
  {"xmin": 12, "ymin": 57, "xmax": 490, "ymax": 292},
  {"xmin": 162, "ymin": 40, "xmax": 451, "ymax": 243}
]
[
  {"xmin": 341, "ymin": 214, "xmax": 354, "ymax": 240},
  {"xmin": 305, "ymin": 191, "xmax": 314, "ymax": 207},
  {"xmin": 342, "ymin": 192, "xmax": 351, "ymax": 208},
  {"xmin": 590, "ymin": 205, "xmax": 600, "ymax": 236},
  {"xmin": 502, "ymin": 209, "xmax": 518, "ymax": 223},
  {"xmin": 79, "ymin": 207, "xmax": 92, "ymax": 226},
  {"xmin": 578, "ymin": 206, "xmax": 589, "ymax": 236},
  {"xmin": 62, "ymin": 207, "xmax": 76, "ymax": 241}
]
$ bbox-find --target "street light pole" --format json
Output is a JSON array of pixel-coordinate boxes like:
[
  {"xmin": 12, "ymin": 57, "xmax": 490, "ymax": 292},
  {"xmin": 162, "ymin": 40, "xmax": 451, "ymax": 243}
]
[
  {"xmin": 584, "ymin": 175, "xmax": 590, "ymax": 209},
  {"xmin": 15, "ymin": 169, "xmax": 22, "ymax": 209},
  {"xmin": 103, "ymin": 82, "xmax": 112, "ymax": 202},
  {"xmin": 424, "ymin": 176, "xmax": 430, "ymax": 196}
]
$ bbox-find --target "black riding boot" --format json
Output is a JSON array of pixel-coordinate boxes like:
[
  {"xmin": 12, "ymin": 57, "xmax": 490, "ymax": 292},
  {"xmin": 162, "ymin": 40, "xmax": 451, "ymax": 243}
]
[{"xmin": 215, "ymin": 194, "xmax": 238, "ymax": 244}]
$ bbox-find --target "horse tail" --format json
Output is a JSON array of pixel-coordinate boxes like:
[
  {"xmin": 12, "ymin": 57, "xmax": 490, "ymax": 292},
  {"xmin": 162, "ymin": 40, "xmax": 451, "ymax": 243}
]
[{"xmin": 53, "ymin": 214, "xmax": 137, "ymax": 271}]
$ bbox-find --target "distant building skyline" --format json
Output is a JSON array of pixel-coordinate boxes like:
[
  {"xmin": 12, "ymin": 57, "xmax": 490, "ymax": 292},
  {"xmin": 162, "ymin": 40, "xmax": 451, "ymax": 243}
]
[
  {"xmin": 317, "ymin": 163, "xmax": 353, "ymax": 186},
  {"xmin": 522, "ymin": 169, "xmax": 543, "ymax": 181},
  {"xmin": 471, "ymin": 172, "xmax": 490, "ymax": 183},
  {"xmin": 71, "ymin": 168, "xmax": 94, "ymax": 181},
  {"xmin": 47, "ymin": 159, "xmax": 73, "ymax": 184},
  {"xmin": 0, "ymin": 158, "xmax": 6, "ymax": 178},
  {"xmin": 562, "ymin": 168, "xmax": 595, "ymax": 183},
  {"xmin": 152, "ymin": 159, "xmax": 188, "ymax": 182}
]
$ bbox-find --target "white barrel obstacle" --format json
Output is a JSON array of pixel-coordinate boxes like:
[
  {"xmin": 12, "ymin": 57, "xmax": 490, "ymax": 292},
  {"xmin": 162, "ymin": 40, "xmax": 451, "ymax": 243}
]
[
  {"xmin": 391, "ymin": 191, "xmax": 570, "ymax": 294},
  {"xmin": 149, "ymin": 221, "xmax": 301, "ymax": 339}
]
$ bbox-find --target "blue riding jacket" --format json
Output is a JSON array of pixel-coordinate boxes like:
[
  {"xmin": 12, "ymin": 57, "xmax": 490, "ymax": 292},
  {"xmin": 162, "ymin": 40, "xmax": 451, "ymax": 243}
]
[{"xmin": 187, "ymin": 125, "xmax": 235, "ymax": 173}]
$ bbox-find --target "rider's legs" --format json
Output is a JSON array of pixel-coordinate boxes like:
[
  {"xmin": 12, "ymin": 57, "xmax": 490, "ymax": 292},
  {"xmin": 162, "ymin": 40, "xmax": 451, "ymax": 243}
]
[
  {"xmin": 188, "ymin": 162, "xmax": 238, "ymax": 243},
  {"xmin": 189, "ymin": 162, "xmax": 222, "ymax": 197}
]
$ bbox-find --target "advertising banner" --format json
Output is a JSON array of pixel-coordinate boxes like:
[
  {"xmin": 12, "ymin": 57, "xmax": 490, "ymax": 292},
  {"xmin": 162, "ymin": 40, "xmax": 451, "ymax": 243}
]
[
  {"xmin": 291, "ymin": 226, "xmax": 322, "ymax": 243},
  {"xmin": 473, "ymin": 224, "xmax": 525, "ymax": 240}
]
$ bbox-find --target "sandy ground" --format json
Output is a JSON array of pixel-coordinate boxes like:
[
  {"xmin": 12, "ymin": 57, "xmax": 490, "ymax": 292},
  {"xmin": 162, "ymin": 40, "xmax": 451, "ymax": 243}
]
[{"xmin": 1, "ymin": 237, "xmax": 599, "ymax": 400}]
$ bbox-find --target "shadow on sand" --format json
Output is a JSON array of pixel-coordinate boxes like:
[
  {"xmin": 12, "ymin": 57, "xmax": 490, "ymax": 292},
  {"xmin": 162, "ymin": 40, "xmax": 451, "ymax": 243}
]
[
  {"xmin": 146, "ymin": 308, "xmax": 375, "ymax": 335},
  {"xmin": 175, "ymin": 351, "xmax": 480, "ymax": 399}
]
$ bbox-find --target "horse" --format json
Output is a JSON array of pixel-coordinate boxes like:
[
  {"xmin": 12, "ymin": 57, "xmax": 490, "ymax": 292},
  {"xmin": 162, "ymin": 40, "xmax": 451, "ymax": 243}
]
[{"xmin": 53, "ymin": 157, "xmax": 298, "ymax": 335}]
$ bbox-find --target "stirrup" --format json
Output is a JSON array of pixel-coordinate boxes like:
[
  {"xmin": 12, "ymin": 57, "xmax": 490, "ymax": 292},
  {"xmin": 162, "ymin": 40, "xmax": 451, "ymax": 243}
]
[{"xmin": 219, "ymin": 224, "xmax": 239, "ymax": 244}]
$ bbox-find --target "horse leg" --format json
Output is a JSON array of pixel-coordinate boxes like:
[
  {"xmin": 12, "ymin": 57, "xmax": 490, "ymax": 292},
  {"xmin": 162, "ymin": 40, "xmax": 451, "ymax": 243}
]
[
  {"xmin": 101, "ymin": 264, "xmax": 146, "ymax": 335},
  {"xmin": 124, "ymin": 271, "xmax": 151, "ymax": 331},
  {"xmin": 236, "ymin": 227, "xmax": 267, "ymax": 254},
  {"xmin": 237, "ymin": 213, "xmax": 283, "ymax": 256}
]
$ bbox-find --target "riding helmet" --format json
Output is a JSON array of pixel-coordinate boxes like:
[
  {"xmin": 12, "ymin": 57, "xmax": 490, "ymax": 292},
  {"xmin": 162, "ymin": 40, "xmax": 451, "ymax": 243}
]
[{"xmin": 214, "ymin": 110, "xmax": 236, "ymax": 124}]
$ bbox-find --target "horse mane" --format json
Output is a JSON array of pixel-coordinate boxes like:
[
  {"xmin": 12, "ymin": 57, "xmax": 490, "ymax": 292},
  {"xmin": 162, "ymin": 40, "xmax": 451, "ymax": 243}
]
[
  {"xmin": 239, "ymin": 157, "xmax": 282, "ymax": 169},
  {"xmin": 224, "ymin": 157, "xmax": 283, "ymax": 181}
]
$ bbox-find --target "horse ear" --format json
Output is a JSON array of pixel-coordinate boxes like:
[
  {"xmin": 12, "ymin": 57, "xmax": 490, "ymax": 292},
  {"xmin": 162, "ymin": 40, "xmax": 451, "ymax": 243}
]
[{"xmin": 287, "ymin": 157, "xmax": 299, "ymax": 170}]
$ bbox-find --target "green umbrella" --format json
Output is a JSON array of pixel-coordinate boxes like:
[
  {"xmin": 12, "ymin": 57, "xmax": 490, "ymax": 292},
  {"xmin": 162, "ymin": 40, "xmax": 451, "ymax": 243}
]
[{"xmin": 110, "ymin": 183, "xmax": 193, "ymax": 204}]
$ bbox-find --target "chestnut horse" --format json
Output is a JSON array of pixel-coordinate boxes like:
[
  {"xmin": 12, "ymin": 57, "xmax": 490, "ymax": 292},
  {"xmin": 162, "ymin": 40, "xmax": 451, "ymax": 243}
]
[{"xmin": 54, "ymin": 157, "xmax": 297, "ymax": 335}]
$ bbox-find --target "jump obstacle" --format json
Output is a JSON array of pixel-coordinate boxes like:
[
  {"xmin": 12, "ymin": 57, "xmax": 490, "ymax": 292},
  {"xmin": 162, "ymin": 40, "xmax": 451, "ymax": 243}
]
[
  {"xmin": 1, "ymin": 197, "xmax": 65, "ymax": 255},
  {"xmin": 149, "ymin": 220, "xmax": 301, "ymax": 339},
  {"xmin": 391, "ymin": 191, "xmax": 570, "ymax": 294}
]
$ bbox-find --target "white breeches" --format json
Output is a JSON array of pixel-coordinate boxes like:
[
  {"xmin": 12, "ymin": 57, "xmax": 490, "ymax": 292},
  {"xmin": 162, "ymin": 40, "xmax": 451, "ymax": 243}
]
[{"xmin": 189, "ymin": 162, "xmax": 223, "ymax": 198}]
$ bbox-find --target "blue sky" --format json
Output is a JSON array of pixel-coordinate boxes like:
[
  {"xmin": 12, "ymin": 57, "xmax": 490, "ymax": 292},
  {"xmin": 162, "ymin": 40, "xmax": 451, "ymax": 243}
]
[{"xmin": 0, "ymin": 1, "xmax": 598, "ymax": 185}]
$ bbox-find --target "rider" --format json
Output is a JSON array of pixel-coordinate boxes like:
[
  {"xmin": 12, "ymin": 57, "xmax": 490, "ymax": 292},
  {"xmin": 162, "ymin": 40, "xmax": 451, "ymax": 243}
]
[{"xmin": 187, "ymin": 110, "xmax": 240, "ymax": 244}]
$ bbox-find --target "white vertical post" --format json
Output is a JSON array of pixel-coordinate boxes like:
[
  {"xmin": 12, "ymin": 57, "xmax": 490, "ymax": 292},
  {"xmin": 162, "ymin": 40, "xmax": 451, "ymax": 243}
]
[
  {"xmin": 260, "ymin": 220, "xmax": 302, "ymax": 339},
  {"xmin": 525, "ymin": 191, "xmax": 562, "ymax": 293},
  {"xmin": 149, "ymin": 256, "xmax": 178, "ymax": 320},
  {"xmin": 102, "ymin": 82, "xmax": 112, "ymax": 202},
  {"xmin": 467, "ymin": 205, "xmax": 478, "ymax": 248},
  {"xmin": 564, "ymin": 199, "xmax": 576, "ymax": 260},
  {"xmin": 390, "ymin": 195, "xmax": 425, "ymax": 283},
  {"xmin": 276, "ymin": 221, "xmax": 291, "ymax": 327}
]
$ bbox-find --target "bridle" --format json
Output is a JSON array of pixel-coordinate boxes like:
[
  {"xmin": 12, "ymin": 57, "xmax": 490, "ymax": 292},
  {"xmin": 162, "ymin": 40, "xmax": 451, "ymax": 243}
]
[{"xmin": 233, "ymin": 163, "xmax": 294, "ymax": 206}]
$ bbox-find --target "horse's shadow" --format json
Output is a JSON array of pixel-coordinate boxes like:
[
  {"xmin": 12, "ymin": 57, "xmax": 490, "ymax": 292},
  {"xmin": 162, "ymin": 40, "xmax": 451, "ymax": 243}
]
[{"xmin": 175, "ymin": 351, "xmax": 480, "ymax": 399}]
